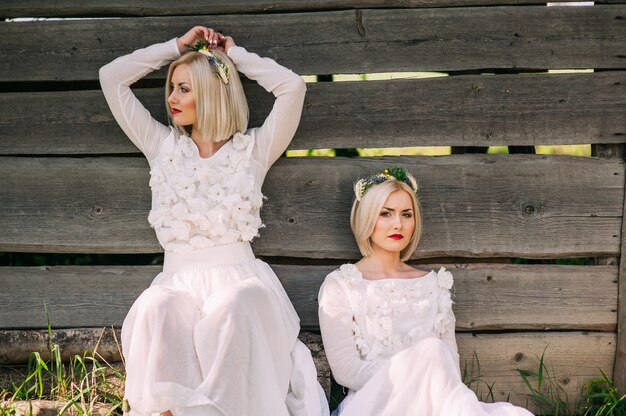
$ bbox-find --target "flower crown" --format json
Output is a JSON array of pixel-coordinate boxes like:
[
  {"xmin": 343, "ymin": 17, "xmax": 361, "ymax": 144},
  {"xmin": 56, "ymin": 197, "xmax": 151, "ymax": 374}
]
[
  {"xmin": 354, "ymin": 167, "xmax": 419, "ymax": 202},
  {"xmin": 187, "ymin": 40, "xmax": 230, "ymax": 85}
]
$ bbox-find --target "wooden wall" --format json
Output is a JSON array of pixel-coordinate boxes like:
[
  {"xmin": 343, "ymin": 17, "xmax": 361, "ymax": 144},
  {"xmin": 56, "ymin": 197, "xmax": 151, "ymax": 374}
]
[{"xmin": 1, "ymin": 0, "xmax": 625, "ymax": 411}]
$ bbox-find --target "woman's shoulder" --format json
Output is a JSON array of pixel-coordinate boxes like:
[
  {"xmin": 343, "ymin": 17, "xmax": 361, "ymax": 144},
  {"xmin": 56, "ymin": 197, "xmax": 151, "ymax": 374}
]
[
  {"xmin": 320, "ymin": 264, "xmax": 361, "ymax": 294},
  {"xmin": 435, "ymin": 266, "xmax": 455, "ymax": 290},
  {"xmin": 326, "ymin": 263, "xmax": 361, "ymax": 284}
]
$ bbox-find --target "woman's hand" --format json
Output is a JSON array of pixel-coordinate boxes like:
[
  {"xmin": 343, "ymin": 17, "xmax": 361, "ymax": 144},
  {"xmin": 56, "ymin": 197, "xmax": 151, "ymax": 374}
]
[
  {"xmin": 222, "ymin": 36, "xmax": 236, "ymax": 54},
  {"xmin": 176, "ymin": 26, "xmax": 225, "ymax": 54}
]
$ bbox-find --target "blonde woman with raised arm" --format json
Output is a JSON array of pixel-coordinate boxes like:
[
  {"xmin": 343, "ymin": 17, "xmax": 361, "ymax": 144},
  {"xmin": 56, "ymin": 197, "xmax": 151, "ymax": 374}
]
[{"xmin": 100, "ymin": 26, "xmax": 328, "ymax": 416}]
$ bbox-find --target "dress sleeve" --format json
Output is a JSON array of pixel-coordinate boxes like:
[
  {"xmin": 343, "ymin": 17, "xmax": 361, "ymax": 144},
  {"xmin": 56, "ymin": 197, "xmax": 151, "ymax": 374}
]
[
  {"xmin": 440, "ymin": 307, "xmax": 460, "ymax": 371},
  {"xmin": 435, "ymin": 268, "xmax": 461, "ymax": 374},
  {"xmin": 227, "ymin": 46, "xmax": 306, "ymax": 172},
  {"xmin": 99, "ymin": 39, "xmax": 181, "ymax": 161},
  {"xmin": 318, "ymin": 273, "xmax": 381, "ymax": 391}
]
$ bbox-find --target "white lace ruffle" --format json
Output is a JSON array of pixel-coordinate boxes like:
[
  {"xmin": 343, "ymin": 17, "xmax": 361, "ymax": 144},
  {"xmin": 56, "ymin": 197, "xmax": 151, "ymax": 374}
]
[
  {"xmin": 335, "ymin": 264, "xmax": 454, "ymax": 360},
  {"xmin": 148, "ymin": 133, "xmax": 264, "ymax": 252},
  {"xmin": 434, "ymin": 267, "xmax": 456, "ymax": 336}
]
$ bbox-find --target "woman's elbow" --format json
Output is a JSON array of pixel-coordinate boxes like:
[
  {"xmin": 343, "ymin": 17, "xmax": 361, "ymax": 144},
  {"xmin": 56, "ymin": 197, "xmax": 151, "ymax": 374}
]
[
  {"xmin": 98, "ymin": 63, "xmax": 115, "ymax": 88},
  {"xmin": 289, "ymin": 74, "xmax": 307, "ymax": 98},
  {"xmin": 289, "ymin": 76, "xmax": 307, "ymax": 109}
]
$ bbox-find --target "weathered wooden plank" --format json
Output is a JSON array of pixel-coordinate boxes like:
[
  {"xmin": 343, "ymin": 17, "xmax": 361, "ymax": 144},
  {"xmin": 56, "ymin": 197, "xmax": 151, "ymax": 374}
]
[
  {"xmin": 0, "ymin": 155, "xmax": 622, "ymax": 257},
  {"xmin": 0, "ymin": 264, "xmax": 618, "ymax": 331},
  {"xmin": 263, "ymin": 156, "xmax": 624, "ymax": 258},
  {"xmin": 0, "ymin": 266, "xmax": 161, "ymax": 329},
  {"xmin": 2, "ymin": 6, "xmax": 625, "ymax": 82},
  {"xmin": 2, "ymin": 72, "xmax": 624, "ymax": 155},
  {"xmin": 0, "ymin": 328, "xmax": 614, "ymax": 412},
  {"xmin": 1, "ymin": 0, "xmax": 610, "ymax": 19},
  {"xmin": 451, "ymin": 264, "xmax": 618, "ymax": 331},
  {"xmin": 0, "ymin": 327, "xmax": 122, "ymax": 365}
]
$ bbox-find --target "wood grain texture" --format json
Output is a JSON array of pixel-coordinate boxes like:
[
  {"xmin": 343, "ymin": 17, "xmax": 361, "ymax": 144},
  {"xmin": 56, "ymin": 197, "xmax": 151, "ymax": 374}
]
[
  {"xmin": 0, "ymin": 155, "xmax": 622, "ymax": 257},
  {"xmin": 450, "ymin": 264, "xmax": 618, "ymax": 331},
  {"xmin": 1, "ymin": 0, "xmax": 612, "ymax": 19},
  {"xmin": 0, "ymin": 264, "xmax": 617, "ymax": 331},
  {"xmin": 261, "ymin": 156, "xmax": 624, "ymax": 258},
  {"xmin": 2, "ymin": 72, "xmax": 624, "ymax": 155},
  {"xmin": 0, "ymin": 328, "xmax": 614, "ymax": 411},
  {"xmin": 2, "ymin": 6, "xmax": 625, "ymax": 81}
]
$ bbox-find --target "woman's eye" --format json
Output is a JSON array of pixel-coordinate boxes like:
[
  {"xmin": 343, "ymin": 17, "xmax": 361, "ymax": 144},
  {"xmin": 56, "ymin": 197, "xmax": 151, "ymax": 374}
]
[
  {"xmin": 181, "ymin": 87, "xmax": 189, "ymax": 93},
  {"xmin": 380, "ymin": 212, "xmax": 391, "ymax": 217},
  {"xmin": 403, "ymin": 213, "xmax": 412, "ymax": 218}
]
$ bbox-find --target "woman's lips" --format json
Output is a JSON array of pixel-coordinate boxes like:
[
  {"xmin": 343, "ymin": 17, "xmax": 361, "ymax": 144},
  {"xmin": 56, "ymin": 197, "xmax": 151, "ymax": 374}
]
[
  {"xmin": 389, "ymin": 234, "xmax": 403, "ymax": 240},
  {"xmin": 171, "ymin": 108, "xmax": 181, "ymax": 114}
]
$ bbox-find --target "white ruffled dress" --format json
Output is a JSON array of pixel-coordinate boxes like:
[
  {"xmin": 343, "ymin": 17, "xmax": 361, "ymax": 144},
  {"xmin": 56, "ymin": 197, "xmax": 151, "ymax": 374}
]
[
  {"xmin": 318, "ymin": 264, "xmax": 534, "ymax": 416},
  {"xmin": 100, "ymin": 39, "xmax": 328, "ymax": 416}
]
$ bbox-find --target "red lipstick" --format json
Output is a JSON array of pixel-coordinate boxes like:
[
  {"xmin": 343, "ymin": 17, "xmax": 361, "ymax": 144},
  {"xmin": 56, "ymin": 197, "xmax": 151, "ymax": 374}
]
[
  {"xmin": 389, "ymin": 234, "xmax": 403, "ymax": 240},
  {"xmin": 171, "ymin": 108, "xmax": 181, "ymax": 114}
]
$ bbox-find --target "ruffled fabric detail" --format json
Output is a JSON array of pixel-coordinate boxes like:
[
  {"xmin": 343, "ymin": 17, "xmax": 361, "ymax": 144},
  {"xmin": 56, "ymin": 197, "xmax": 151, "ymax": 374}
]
[
  {"xmin": 437, "ymin": 266, "xmax": 454, "ymax": 290},
  {"xmin": 434, "ymin": 267, "xmax": 456, "ymax": 337},
  {"xmin": 148, "ymin": 133, "xmax": 264, "ymax": 252},
  {"xmin": 335, "ymin": 264, "xmax": 454, "ymax": 360}
]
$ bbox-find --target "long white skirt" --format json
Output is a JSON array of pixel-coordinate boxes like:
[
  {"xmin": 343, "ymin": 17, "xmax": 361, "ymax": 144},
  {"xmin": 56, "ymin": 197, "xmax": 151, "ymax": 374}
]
[
  {"xmin": 335, "ymin": 337, "xmax": 534, "ymax": 416},
  {"xmin": 122, "ymin": 242, "xmax": 328, "ymax": 416}
]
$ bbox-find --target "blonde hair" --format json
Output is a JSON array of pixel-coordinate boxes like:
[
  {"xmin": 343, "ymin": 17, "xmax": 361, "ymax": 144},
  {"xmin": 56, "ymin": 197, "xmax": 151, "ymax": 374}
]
[
  {"xmin": 350, "ymin": 180, "xmax": 422, "ymax": 261},
  {"xmin": 165, "ymin": 51, "xmax": 249, "ymax": 142}
]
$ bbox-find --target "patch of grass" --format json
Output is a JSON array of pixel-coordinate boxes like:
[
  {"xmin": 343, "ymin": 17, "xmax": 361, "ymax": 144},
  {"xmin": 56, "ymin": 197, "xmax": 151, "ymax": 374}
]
[
  {"xmin": 516, "ymin": 347, "xmax": 574, "ymax": 415},
  {"xmin": 515, "ymin": 347, "xmax": 626, "ymax": 416},
  {"xmin": 462, "ymin": 351, "xmax": 499, "ymax": 403},
  {"xmin": 581, "ymin": 371, "xmax": 626, "ymax": 416},
  {"xmin": 0, "ymin": 310, "xmax": 125, "ymax": 415}
]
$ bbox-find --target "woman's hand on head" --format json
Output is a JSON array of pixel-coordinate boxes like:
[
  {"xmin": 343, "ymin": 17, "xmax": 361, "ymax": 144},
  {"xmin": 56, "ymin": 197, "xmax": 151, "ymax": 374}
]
[
  {"xmin": 222, "ymin": 36, "xmax": 236, "ymax": 54},
  {"xmin": 176, "ymin": 26, "xmax": 226, "ymax": 54},
  {"xmin": 213, "ymin": 36, "xmax": 236, "ymax": 54}
]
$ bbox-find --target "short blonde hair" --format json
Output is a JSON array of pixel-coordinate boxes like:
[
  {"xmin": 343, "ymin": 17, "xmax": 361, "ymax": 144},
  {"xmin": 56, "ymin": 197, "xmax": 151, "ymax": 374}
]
[
  {"xmin": 350, "ymin": 179, "xmax": 422, "ymax": 261},
  {"xmin": 165, "ymin": 51, "xmax": 249, "ymax": 142}
]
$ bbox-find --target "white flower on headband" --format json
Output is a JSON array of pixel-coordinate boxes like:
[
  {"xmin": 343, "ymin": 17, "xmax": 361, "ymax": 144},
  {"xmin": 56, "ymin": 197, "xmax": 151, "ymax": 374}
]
[
  {"xmin": 354, "ymin": 179, "xmax": 367, "ymax": 202},
  {"xmin": 407, "ymin": 174, "xmax": 419, "ymax": 193},
  {"xmin": 197, "ymin": 49, "xmax": 229, "ymax": 85}
]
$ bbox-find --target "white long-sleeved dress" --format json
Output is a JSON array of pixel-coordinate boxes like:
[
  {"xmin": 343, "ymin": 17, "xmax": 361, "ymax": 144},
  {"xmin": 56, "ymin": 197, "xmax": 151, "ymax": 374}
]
[
  {"xmin": 318, "ymin": 264, "xmax": 534, "ymax": 416},
  {"xmin": 100, "ymin": 39, "xmax": 328, "ymax": 416}
]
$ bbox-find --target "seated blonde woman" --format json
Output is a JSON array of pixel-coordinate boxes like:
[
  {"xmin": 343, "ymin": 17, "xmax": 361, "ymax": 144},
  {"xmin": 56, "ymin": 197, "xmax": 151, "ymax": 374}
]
[{"xmin": 318, "ymin": 167, "xmax": 534, "ymax": 416}]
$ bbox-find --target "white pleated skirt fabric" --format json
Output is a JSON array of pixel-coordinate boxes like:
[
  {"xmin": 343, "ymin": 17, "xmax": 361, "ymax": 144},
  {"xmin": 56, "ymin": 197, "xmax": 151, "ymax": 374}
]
[
  {"xmin": 122, "ymin": 242, "xmax": 328, "ymax": 416},
  {"xmin": 335, "ymin": 338, "xmax": 534, "ymax": 416}
]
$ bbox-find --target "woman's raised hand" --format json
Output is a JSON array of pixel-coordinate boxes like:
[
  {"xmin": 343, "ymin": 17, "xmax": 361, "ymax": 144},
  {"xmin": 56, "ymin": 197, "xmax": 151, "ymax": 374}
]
[
  {"xmin": 176, "ymin": 26, "xmax": 226, "ymax": 54},
  {"xmin": 222, "ymin": 36, "xmax": 236, "ymax": 54}
]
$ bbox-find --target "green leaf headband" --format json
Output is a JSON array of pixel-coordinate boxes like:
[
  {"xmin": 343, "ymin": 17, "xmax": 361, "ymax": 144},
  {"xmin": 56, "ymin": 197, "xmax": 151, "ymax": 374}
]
[
  {"xmin": 187, "ymin": 40, "xmax": 230, "ymax": 85},
  {"xmin": 354, "ymin": 167, "xmax": 419, "ymax": 202}
]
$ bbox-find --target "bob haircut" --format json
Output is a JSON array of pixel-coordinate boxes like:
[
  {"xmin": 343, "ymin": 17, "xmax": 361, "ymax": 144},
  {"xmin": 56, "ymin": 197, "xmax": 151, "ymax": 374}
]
[
  {"xmin": 350, "ymin": 179, "xmax": 422, "ymax": 262},
  {"xmin": 165, "ymin": 50, "xmax": 249, "ymax": 142}
]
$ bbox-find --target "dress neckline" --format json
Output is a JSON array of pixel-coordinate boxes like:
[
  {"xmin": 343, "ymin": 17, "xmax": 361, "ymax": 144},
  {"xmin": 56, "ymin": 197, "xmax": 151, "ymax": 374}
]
[
  {"xmin": 181, "ymin": 134, "xmax": 232, "ymax": 161},
  {"xmin": 347, "ymin": 263, "xmax": 435, "ymax": 283}
]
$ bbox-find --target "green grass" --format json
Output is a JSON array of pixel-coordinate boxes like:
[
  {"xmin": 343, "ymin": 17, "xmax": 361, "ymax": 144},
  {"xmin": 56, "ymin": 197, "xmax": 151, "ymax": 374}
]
[
  {"xmin": 462, "ymin": 351, "xmax": 499, "ymax": 403},
  {"xmin": 581, "ymin": 372, "xmax": 626, "ymax": 416},
  {"xmin": 515, "ymin": 347, "xmax": 626, "ymax": 416},
  {"xmin": 0, "ymin": 310, "xmax": 125, "ymax": 416},
  {"xmin": 1, "ymin": 343, "xmax": 125, "ymax": 416}
]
